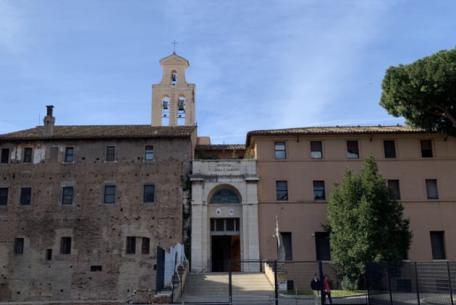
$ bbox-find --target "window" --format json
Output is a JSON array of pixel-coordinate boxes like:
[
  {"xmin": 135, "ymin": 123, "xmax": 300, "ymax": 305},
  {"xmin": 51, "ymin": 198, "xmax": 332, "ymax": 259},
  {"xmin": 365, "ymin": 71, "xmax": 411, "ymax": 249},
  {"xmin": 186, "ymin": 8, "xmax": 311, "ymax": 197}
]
[
  {"xmin": 1, "ymin": 148, "xmax": 9, "ymax": 163},
  {"xmin": 280, "ymin": 232, "xmax": 293, "ymax": 260},
  {"xmin": 347, "ymin": 141, "xmax": 359, "ymax": 159},
  {"xmin": 60, "ymin": 237, "xmax": 72, "ymax": 255},
  {"xmin": 161, "ymin": 97, "xmax": 170, "ymax": 126},
  {"xmin": 421, "ymin": 140, "xmax": 433, "ymax": 158},
  {"xmin": 430, "ymin": 231, "xmax": 446, "ymax": 260},
  {"xmin": 23, "ymin": 147, "xmax": 33, "ymax": 163},
  {"xmin": 142, "ymin": 237, "xmax": 150, "ymax": 255},
  {"xmin": 46, "ymin": 249, "xmax": 52, "ymax": 261},
  {"xmin": 14, "ymin": 238, "xmax": 24, "ymax": 255},
  {"xmin": 144, "ymin": 145, "xmax": 154, "ymax": 161},
  {"xmin": 177, "ymin": 96, "xmax": 186, "ymax": 125},
  {"xmin": 384, "ymin": 140, "xmax": 396, "ymax": 159},
  {"xmin": 64, "ymin": 147, "xmax": 74, "ymax": 162},
  {"xmin": 106, "ymin": 146, "xmax": 116, "ymax": 162},
  {"xmin": 20, "ymin": 187, "xmax": 32, "ymax": 205},
  {"xmin": 143, "ymin": 184, "xmax": 155, "ymax": 203},
  {"xmin": 310, "ymin": 141, "xmax": 323, "ymax": 159},
  {"xmin": 210, "ymin": 188, "xmax": 241, "ymax": 204},
  {"xmin": 126, "ymin": 237, "xmax": 136, "ymax": 254},
  {"xmin": 210, "ymin": 218, "xmax": 240, "ymax": 234},
  {"xmin": 315, "ymin": 232, "xmax": 331, "ymax": 261},
  {"xmin": 62, "ymin": 186, "xmax": 74, "ymax": 205},
  {"xmin": 0, "ymin": 187, "xmax": 8, "ymax": 206},
  {"xmin": 171, "ymin": 71, "xmax": 177, "ymax": 85},
  {"xmin": 313, "ymin": 181, "xmax": 326, "ymax": 200},
  {"xmin": 276, "ymin": 181, "xmax": 288, "ymax": 201},
  {"xmin": 387, "ymin": 180, "xmax": 401, "ymax": 200},
  {"xmin": 274, "ymin": 142, "xmax": 286, "ymax": 160},
  {"xmin": 426, "ymin": 179, "xmax": 439, "ymax": 199},
  {"xmin": 104, "ymin": 185, "xmax": 116, "ymax": 204},
  {"xmin": 90, "ymin": 265, "xmax": 103, "ymax": 272}
]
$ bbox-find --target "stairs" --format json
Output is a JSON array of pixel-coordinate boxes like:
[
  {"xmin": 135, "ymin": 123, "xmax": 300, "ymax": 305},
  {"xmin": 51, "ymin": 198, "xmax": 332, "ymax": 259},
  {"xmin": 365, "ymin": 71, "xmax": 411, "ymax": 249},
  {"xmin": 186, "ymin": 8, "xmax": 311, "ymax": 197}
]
[{"xmin": 180, "ymin": 272, "xmax": 274, "ymax": 304}]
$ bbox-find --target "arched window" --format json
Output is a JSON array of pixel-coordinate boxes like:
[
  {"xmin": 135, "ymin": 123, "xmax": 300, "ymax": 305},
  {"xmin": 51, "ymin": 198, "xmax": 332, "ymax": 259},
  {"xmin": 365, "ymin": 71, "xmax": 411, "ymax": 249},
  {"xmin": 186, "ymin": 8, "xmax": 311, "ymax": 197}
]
[
  {"xmin": 177, "ymin": 96, "xmax": 186, "ymax": 125},
  {"xmin": 161, "ymin": 96, "xmax": 170, "ymax": 126},
  {"xmin": 210, "ymin": 188, "xmax": 241, "ymax": 204},
  {"xmin": 171, "ymin": 71, "xmax": 177, "ymax": 85}
]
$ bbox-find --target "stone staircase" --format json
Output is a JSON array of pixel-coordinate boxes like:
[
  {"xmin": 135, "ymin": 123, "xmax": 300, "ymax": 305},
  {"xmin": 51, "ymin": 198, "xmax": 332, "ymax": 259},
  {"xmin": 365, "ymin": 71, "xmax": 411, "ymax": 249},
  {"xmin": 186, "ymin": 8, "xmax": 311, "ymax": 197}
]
[{"xmin": 180, "ymin": 272, "xmax": 274, "ymax": 304}]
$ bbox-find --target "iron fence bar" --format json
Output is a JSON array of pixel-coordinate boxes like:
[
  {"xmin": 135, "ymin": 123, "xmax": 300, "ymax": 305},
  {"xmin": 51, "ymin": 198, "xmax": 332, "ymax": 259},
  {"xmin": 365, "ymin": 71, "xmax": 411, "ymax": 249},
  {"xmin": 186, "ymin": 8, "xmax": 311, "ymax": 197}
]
[
  {"xmin": 387, "ymin": 264, "xmax": 393, "ymax": 305},
  {"xmin": 274, "ymin": 260, "xmax": 279, "ymax": 305},
  {"xmin": 415, "ymin": 262, "xmax": 421, "ymax": 305},
  {"xmin": 228, "ymin": 269, "xmax": 232, "ymax": 305},
  {"xmin": 319, "ymin": 260, "xmax": 324, "ymax": 305},
  {"xmin": 448, "ymin": 261, "xmax": 454, "ymax": 305},
  {"xmin": 366, "ymin": 264, "xmax": 370, "ymax": 305}
]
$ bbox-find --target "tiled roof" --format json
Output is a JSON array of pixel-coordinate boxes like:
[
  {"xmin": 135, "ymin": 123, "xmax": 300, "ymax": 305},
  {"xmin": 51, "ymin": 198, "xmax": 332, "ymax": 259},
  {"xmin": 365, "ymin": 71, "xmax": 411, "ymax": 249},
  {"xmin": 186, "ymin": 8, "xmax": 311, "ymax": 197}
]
[
  {"xmin": 246, "ymin": 125, "xmax": 430, "ymax": 146},
  {"xmin": 196, "ymin": 144, "xmax": 246, "ymax": 151},
  {"xmin": 0, "ymin": 125, "xmax": 196, "ymax": 141}
]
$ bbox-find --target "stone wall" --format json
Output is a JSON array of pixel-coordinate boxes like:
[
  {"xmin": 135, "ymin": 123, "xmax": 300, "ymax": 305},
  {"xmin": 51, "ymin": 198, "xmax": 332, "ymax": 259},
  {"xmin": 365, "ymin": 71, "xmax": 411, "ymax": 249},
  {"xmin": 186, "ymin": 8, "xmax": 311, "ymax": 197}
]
[{"xmin": 0, "ymin": 137, "xmax": 193, "ymax": 302}]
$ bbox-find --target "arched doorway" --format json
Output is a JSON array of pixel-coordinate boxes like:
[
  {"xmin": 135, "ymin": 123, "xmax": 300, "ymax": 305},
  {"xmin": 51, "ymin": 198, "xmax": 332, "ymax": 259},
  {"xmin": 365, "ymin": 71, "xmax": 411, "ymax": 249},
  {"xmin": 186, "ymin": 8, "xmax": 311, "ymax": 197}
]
[{"xmin": 208, "ymin": 186, "xmax": 241, "ymax": 272}]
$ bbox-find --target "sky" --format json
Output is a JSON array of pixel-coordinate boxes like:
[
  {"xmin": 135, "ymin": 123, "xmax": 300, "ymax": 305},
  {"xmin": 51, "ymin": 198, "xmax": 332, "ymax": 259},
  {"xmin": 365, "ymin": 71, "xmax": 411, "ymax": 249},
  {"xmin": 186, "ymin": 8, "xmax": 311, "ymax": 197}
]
[{"xmin": 0, "ymin": 0, "xmax": 455, "ymax": 144}]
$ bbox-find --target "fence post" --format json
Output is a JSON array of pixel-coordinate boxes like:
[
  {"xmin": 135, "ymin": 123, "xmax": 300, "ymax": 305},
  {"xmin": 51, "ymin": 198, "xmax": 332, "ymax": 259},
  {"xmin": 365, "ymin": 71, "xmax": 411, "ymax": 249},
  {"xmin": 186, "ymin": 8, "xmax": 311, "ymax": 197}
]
[
  {"xmin": 447, "ymin": 261, "xmax": 454, "ymax": 305},
  {"xmin": 274, "ymin": 260, "xmax": 279, "ymax": 305},
  {"xmin": 387, "ymin": 263, "xmax": 393, "ymax": 305},
  {"xmin": 366, "ymin": 264, "xmax": 370, "ymax": 305},
  {"xmin": 229, "ymin": 261, "xmax": 233, "ymax": 305},
  {"xmin": 319, "ymin": 261, "xmax": 324, "ymax": 305},
  {"xmin": 414, "ymin": 262, "xmax": 420, "ymax": 305}
]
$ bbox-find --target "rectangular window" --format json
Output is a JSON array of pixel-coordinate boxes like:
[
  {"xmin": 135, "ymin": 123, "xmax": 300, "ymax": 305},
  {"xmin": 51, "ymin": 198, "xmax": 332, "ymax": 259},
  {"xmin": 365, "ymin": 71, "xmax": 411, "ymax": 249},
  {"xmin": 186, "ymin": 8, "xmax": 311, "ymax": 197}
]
[
  {"xmin": 126, "ymin": 237, "xmax": 136, "ymax": 254},
  {"xmin": 62, "ymin": 186, "xmax": 74, "ymax": 205},
  {"xmin": 20, "ymin": 187, "xmax": 32, "ymax": 205},
  {"xmin": 310, "ymin": 141, "xmax": 323, "ymax": 159},
  {"xmin": 430, "ymin": 231, "xmax": 446, "ymax": 260},
  {"xmin": 426, "ymin": 179, "xmax": 439, "ymax": 199},
  {"xmin": 347, "ymin": 141, "xmax": 359, "ymax": 159},
  {"xmin": 1, "ymin": 148, "xmax": 9, "ymax": 163},
  {"xmin": 90, "ymin": 265, "xmax": 102, "ymax": 272},
  {"xmin": 142, "ymin": 237, "xmax": 150, "ymax": 255},
  {"xmin": 144, "ymin": 145, "xmax": 154, "ymax": 161},
  {"xmin": 315, "ymin": 232, "xmax": 331, "ymax": 261},
  {"xmin": 46, "ymin": 249, "xmax": 52, "ymax": 261},
  {"xmin": 14, "ymin": 238, "xmax": 24, "ymax": 255},
  {"xmin": 421, "ymin": 140, "xmax": 433, "ymax": 158},
  {"xmin": 104, "ymin": 185, "xmax": 116, "ymax": 204},
  {"xmin": 387, "ymin": 180, "xmax": 401, "ymax": 200},
  {"xmin": 276, "ymin": 180, "xmax": 288, "ymax": 201},
  {"xmin": 0, "ymin": 187, "xmax": 8, "ymax": 206},
  {"xmin": 274, "ymin": 142, "xmax": 286, "ymax": 160},
  {"xmin": 384, "ymin": 140, "xmax": 396, "ymax": 159},
  {"xmin": 64, "ymin": 147, "xmax": 74, "ymax": 162},
  {"xmin": 106, "ymin": 146, "xmax": 116, "ymax": 162},
  {"xmin": 23, "ymin": 147, "xmax": 33, "ymax": 163},
  {"xmin": 280, "ymin": 232, "xmax": 293, "ymax": 260},
  {"xmin": 143, "ymin": 184, "xmax": 155, "ymax": 203},
  {"xmin": 313, "ymin": 180, "xmax": 326, "ymax": 200},
  {"xmin": 60, "ymin": 237, "xmax": 72, "ymax": 255}
]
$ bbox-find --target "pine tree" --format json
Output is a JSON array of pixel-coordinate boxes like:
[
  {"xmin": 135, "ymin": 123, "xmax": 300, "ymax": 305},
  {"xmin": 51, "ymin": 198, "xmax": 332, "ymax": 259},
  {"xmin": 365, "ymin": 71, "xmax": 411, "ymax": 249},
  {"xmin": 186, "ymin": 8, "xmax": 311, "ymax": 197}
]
[{"xmin": 327, "ymin": 156, "xmax": 411, "ymax": 289}]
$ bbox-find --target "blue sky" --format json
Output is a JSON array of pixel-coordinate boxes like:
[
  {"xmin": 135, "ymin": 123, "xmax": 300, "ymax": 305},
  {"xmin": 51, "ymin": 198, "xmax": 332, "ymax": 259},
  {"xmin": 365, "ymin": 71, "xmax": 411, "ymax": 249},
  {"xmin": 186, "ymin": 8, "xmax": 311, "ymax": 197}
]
[{"xmin": 1, "ymin": 0, "xmax": 455, "ymax": 143}]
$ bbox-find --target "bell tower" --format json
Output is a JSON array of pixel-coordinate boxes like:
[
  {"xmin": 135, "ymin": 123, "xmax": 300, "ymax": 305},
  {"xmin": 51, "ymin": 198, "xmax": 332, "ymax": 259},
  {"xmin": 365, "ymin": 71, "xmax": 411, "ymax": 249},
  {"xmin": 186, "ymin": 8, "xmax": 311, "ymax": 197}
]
[{"xmin": 152, "ymin": 53, "xmax": 196, "ymax": 126}]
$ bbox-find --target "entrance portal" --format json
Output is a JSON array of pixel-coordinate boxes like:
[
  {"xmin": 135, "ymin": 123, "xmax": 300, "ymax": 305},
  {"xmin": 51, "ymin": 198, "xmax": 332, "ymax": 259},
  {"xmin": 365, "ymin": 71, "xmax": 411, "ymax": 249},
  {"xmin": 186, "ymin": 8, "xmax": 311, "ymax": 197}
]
[{"xmin": 211, "ymin": 235, "xmax": 240, "ymax": 272}]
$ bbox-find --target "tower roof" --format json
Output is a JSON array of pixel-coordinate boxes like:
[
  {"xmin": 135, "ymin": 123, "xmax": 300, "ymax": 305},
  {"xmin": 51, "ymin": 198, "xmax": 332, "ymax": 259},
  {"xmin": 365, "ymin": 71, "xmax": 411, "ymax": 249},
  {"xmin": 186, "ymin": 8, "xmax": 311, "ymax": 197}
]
[{"xmin": 159, "ymin": 52, "xmax": 189, "ymax": 67}]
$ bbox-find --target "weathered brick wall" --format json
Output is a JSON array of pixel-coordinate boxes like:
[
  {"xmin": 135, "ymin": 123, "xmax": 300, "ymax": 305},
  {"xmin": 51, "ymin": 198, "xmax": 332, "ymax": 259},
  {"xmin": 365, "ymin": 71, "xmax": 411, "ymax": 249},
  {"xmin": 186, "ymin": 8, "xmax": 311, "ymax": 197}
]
[{"xmin": 0, "ymin": 137, "xmax": 192, "ymax": 302}]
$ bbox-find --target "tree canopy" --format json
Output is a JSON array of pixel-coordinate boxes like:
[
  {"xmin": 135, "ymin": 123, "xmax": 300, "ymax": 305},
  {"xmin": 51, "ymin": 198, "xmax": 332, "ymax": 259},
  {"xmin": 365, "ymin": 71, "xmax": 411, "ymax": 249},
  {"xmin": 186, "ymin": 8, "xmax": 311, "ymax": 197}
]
[
  {"xmin": 327, "ymin": 157, "xmax": 411, "ymax": 289},
  {"xmin": 380, "ymin": 47, "xmax": 456, "ymax": 136}
]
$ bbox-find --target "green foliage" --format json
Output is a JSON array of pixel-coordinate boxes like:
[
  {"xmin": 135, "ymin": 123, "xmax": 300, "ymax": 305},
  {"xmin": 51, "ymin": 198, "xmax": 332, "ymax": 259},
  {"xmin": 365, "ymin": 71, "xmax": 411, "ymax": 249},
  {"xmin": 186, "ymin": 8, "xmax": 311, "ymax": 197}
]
[
  {"xmin": 327, "ymin": 157, "xmax": 411, "ymax": 288},
  {"xmin": 380, "ymin": 47, "xmax": 456, "ymax": 135}
]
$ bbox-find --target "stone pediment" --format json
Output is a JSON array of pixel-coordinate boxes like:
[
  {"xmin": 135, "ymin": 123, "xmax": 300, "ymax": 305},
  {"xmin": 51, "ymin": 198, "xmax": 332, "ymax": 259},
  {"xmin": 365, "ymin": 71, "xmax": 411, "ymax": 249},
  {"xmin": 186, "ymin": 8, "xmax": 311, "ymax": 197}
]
[{"xmin": 160, "ymin": 53, "xmax": 189, "ymax": 67}]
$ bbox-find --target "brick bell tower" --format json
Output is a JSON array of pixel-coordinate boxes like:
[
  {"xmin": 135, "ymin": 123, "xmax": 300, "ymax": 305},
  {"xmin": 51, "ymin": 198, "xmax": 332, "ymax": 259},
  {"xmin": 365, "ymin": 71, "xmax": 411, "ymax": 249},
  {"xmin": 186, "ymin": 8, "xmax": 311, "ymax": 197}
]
[{"xmin": 151, "ymin": 52, "xmax": 196, "ymax": 126}]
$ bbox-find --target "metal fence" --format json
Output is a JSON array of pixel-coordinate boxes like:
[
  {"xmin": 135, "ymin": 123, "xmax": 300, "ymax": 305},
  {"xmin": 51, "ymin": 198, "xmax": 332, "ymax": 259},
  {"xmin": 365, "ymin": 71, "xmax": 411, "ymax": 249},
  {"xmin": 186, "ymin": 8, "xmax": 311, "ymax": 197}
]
[
  {"xmin": 177, "ymin": 260, "xmax": 368, "ymax": 305},
  {"xmin": 366, "ymin": 262, "xmax": 456, "ymax": 305}
]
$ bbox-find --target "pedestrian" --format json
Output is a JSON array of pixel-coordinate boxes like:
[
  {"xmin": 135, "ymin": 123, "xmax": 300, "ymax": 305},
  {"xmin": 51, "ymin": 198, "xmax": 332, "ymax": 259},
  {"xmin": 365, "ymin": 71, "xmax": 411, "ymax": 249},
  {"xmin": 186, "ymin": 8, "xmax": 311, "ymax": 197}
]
[
  {"xmin": 322, "ymin": 275, "xmax": 332, "ymax": 305},
  {"xmin": 310, "ymin": 273, "xmax": 321, "ymax": 305}
]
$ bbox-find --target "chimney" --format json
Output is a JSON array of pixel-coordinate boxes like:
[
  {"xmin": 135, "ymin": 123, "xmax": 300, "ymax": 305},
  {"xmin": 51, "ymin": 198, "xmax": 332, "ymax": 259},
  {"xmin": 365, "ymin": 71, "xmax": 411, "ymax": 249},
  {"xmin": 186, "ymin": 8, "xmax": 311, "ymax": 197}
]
[{"xmin": 43, "ymin": 105, "xmax": 55, "ymax": 136}]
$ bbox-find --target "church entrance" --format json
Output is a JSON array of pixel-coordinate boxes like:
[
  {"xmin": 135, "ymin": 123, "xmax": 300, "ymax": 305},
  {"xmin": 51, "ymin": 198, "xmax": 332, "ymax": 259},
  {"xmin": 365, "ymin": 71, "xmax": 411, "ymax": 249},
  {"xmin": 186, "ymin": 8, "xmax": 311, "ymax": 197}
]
[{"xmin": 210, "ymin": 218, "xmax": 241, "ymax": 272}]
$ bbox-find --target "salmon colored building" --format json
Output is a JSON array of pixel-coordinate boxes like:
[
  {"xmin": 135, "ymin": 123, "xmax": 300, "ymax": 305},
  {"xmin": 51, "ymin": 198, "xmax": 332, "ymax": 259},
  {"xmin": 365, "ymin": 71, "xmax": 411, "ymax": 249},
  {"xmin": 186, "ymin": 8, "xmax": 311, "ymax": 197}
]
[{"xmin": 245, "ymin": 126, "xmax": 456, "ymax": 262}]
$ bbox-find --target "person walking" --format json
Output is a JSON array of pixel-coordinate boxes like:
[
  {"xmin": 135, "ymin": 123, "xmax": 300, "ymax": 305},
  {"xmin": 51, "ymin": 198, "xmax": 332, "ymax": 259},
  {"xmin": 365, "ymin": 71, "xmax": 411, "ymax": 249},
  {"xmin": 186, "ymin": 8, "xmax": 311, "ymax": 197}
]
[
  {"xmin": 310, "ymin": 273, "xmax": 321, "ymax": 305},
  {"xmin": 322, "ymin": 275, "xmax": 333, "ymax": 305}
]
